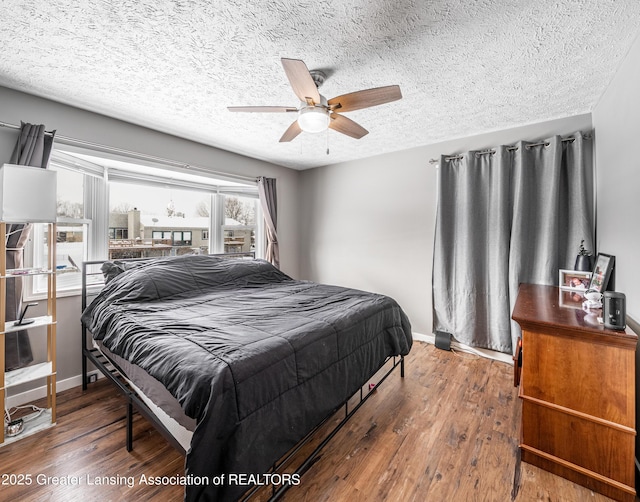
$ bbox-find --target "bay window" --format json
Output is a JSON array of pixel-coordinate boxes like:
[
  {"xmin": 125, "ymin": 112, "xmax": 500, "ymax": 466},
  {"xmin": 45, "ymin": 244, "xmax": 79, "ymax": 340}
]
[{"xmin": 27, "ymin": 149, "xmax": 262, "ymax": 297}]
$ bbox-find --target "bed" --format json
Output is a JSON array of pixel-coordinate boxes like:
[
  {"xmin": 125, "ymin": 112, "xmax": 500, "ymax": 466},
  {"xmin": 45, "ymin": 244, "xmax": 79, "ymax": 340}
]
[{"xmin": 80, "ymin": 253, "xmax": 412, "ymax": 501}]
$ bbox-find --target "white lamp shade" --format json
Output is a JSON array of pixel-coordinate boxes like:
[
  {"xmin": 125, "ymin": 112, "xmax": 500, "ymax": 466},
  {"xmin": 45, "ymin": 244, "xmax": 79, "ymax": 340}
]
[
  {"xmin": 0, "ymin": 164, "xmax": 57, "ymax": 223},
  {"xmin": 298, "ymin": 107, "xmax": 330, "ymax": 133}
]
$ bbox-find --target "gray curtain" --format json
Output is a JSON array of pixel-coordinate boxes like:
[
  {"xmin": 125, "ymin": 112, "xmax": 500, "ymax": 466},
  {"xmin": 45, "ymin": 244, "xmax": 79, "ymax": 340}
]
[
  {"xmin": 5, "ymin": 122, "xmax": 55, "ymax": 370},
  {"xmin": 257, "ymin": 177, "xmax": 279, "ymax": 269},
  {"xmin": 432, "ymin": 132, "xmax": 593, "ymax": 354}
]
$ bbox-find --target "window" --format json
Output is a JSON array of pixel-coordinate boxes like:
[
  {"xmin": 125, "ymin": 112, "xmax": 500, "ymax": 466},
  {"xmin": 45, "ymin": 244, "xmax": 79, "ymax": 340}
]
[
  {"xmin": 109, "ymin": 182, "xmax": 210, "ymax": 259},
  {"xmin": 152, "ymin": 231, "xmax": 172, "ymax": 240},
  {"xmin": 222, "ymin": 195, "xmax": 257, "ymax": 254},
  {"xmin": 29, "ymin": 163, "xmax": 90, "ymax": 297},
  {"xmin": 172, "ymin": 231, "xmax": 192, "ymax": 246},
  {"xmin": 28, "ymin": 149, "xmax": 262, "ymax": 296},
  {"xmin": 109, "ymin": 228, "xmax": 128, "ymax": 239},
  {"xmin": 55, "ymin": 165, "xmax": 84, "ymax": 218}
]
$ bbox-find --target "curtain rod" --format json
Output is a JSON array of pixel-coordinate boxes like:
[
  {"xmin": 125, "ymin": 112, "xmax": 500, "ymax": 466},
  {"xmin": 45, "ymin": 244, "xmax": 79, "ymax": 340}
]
[
  {"xmin": 0, "ymin": 120, "xmax": 259, "ymax": 184},
  {"xmin": 428, "ymin": 133, "xmax": 592, "ymax": 165},
  {"xmin": 0, "ymin": 120, "xmax": 57, "ymax": 136}
]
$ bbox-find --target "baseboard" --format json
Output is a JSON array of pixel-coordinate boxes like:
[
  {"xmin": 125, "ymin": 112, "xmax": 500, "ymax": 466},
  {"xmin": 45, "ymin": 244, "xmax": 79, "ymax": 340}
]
[
  {"xmin": 6, "ymin": 371, "xmax": 103, "ymax": 409},
  {"xmin": 413, "ymin": 332, "xmax": 513, "ymax": 365}
]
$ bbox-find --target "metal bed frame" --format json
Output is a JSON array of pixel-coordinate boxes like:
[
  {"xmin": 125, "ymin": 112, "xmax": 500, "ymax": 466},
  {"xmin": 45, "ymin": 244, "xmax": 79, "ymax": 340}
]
[{"xmin": 80, "ymin": 254, "xmax": 406, "ymax": 500}]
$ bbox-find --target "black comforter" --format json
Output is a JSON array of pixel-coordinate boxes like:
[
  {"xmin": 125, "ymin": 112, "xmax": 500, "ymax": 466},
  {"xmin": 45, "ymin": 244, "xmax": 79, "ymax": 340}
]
[{"xmin": 82, "ymin": 254, "xmax": 412, "ymax": 501}]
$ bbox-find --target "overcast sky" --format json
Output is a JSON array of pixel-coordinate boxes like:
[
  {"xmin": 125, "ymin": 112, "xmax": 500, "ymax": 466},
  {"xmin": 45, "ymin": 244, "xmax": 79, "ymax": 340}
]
[{"xmin": 56, "ymin": 166, "xmax": 210, "ymax": 217}]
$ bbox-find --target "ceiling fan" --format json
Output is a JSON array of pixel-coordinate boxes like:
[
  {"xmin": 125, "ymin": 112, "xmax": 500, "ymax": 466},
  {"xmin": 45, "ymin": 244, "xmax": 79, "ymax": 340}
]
[{"xmin": 228, "ymin": 58, "xmax": 402, "ymax": 142}]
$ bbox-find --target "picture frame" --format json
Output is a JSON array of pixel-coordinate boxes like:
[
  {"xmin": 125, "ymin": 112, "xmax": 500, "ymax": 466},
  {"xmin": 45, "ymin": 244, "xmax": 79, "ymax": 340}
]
[
  {"xmin": 559, "ymin": 269, "xmax": 591, "ymax": 291},
  {"xmin": 588, "ymin": 253, "xmax": 615, "ymax": 293}
]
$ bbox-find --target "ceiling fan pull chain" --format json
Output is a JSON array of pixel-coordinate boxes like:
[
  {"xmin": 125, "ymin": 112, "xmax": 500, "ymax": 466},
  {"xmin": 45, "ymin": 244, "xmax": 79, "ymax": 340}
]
[{"xmin": 326, "ymin": 129, "xmax": 330, "ymax": 155}]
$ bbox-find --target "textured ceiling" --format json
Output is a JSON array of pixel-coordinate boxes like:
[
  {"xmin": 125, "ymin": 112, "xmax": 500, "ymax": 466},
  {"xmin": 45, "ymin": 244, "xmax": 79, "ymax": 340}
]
[{"xmin": 1, "ymin": 1, "xmax": 639, "ymax": 170}]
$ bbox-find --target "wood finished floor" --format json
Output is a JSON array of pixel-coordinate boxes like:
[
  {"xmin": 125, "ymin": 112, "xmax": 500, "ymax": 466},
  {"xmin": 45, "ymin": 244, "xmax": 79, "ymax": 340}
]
[{"xmin": 0, "ymin": 342, "xmax": 628, "ymax": 502}]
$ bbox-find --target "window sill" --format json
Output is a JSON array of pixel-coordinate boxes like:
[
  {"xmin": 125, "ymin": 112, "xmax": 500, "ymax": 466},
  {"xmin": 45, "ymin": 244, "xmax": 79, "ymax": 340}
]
[{"xmin": 24, "ymin": 288, "xmax": 82, "ymax": 302}]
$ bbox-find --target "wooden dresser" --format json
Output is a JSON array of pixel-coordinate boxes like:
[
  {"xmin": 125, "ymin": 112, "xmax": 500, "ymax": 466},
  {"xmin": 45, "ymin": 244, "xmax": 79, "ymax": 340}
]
[{"xmin": 512, "ymin": 283, "xmax": 637, "ymax": 501}]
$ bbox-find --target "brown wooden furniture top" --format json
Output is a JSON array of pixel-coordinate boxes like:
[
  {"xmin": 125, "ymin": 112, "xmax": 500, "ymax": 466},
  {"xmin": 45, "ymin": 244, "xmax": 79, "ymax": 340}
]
[{"xmin": 512, "ymin": 283, "xmax": 637, "ymax": 346}]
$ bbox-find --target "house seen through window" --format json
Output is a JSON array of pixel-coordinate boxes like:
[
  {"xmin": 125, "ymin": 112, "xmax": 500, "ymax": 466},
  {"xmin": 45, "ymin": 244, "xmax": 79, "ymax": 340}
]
[{"xmin": 108, "ymin": 183, "xmax": 257, "ymax": 260}]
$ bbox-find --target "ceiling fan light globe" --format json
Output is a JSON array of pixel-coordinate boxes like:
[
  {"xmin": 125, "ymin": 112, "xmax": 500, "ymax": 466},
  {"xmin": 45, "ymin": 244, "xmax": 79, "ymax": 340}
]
[{"xmin": 298, "ymin": 107, "xmax": 330, "ymax": 133}]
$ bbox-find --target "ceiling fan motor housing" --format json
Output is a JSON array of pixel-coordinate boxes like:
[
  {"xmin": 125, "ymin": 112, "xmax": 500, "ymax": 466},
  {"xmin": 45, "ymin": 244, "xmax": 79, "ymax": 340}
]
[{"xmin": 309, "ymin": 70, "xmax": 327, "ymax": 89}]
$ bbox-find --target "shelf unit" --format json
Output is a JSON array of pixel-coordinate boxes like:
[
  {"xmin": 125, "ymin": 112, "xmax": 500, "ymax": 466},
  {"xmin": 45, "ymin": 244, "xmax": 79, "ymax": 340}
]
[{"xmin": 0, "ymin": 221, "xmax": 57, "ymax": 445}]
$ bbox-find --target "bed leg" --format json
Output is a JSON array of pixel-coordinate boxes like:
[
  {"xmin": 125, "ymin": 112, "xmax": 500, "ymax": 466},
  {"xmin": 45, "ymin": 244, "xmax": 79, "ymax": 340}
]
[
  {"xmin": 82, "ymin": 354, "xmax": 87, "ymax": 391},
  {"xmin": 401, "ymin": 356, "xmax": 405, "ymax": 378},
  {"xmin": 126, "ymin": 399, "xmax": 133, "ymax": 452}
]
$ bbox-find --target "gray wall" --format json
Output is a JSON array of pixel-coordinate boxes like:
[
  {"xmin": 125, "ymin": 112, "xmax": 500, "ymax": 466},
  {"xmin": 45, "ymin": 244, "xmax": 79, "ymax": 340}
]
[
  {"xmin": 298, "ymin": 113, "xmax": 593, "ymax": 337},
  {"xmin": 591, "ymin": 29, "xmax": 640, "ymax": 468},
  {"xmin": 592, "ymin": 33, "xmax": 640, "ymax": 323},
  {"xmin": 0, "ymin": 86, "xmax": 299, "ymax": 390}
]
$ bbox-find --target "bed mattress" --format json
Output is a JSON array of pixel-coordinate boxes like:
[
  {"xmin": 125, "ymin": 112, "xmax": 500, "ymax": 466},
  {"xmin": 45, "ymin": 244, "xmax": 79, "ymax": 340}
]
[{"xmin": 93, "ymin": 340, "xmax": 195, "ymax": 451}]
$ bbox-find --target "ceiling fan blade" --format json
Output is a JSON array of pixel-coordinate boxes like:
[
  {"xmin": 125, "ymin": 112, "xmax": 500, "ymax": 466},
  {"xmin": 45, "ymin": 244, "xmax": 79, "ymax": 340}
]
[
  {"xmin": 328, "ymin": 113, "xmax": 368, "ymax": 139},
  {"xmin": 279, "ymin": 120, "xmax": 303, "ymax": 142},
  {"xmin": 281, "ymin": 58, "xmax": 321, "ymax": 104},
  {"xmin": 328, "ymin": 85, "xmax": 402, "ymax": 113},
  {"xmin": 228, "ymin": 106, "xmax": 297, "ymax": 113}
]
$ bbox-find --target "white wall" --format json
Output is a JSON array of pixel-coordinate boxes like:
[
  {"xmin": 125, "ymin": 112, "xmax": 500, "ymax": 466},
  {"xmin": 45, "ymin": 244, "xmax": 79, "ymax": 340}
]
[
  {"xmin": 0, "ymin": 86, "xmax": 299, "ymax": 389},
  {"xmin": 298, "ymin": 114, "xmax": 593, "ymax": 337},
  {"xmin": 592, "ymin": 33, "xmax": 640, "ymax": 323}
]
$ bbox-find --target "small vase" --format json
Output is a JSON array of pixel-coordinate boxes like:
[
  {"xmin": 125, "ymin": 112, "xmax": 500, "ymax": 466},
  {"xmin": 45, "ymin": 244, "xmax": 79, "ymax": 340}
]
[{"xmin": 574, "ymin": 254, "xmax": 593, "ymax": 272}]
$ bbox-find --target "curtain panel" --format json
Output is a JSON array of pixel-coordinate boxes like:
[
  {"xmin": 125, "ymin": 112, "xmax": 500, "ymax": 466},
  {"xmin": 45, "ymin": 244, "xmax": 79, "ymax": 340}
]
[
  {"xmin": 432, "ymin": 132, "xmax": 594, "ymax": 354},
  {"xmin": 257, "ymin": 176, "xmax": 279, "ymax": 269},
  {"xmin": 5, "ymin": 121, "xmax": 55, "ymax": 370}
]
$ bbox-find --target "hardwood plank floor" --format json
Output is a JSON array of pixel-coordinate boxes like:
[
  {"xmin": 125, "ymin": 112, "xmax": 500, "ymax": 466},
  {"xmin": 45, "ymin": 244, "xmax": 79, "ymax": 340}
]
[{"xmin": 0, "ymin": 342, "xmax": 629, "ymax": 501}]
